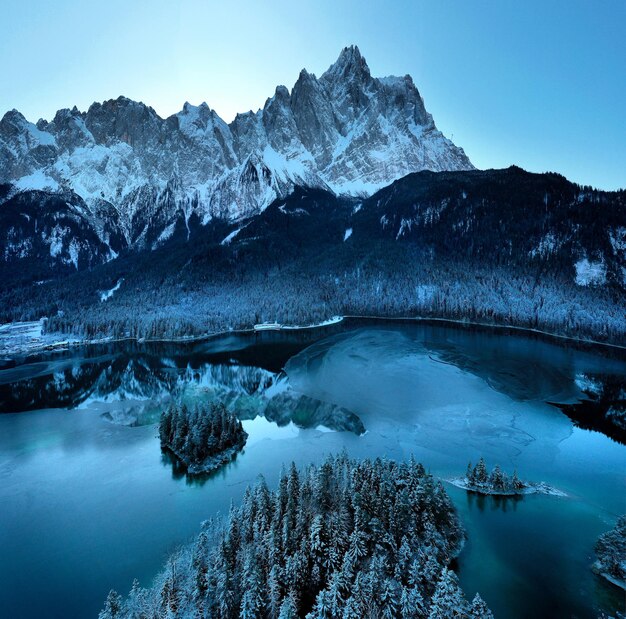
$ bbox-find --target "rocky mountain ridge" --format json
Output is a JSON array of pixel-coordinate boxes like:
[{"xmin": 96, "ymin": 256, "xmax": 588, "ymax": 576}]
[{"xmin": 0, "ymin": 46, "xmax": 472, "ymax": 254}]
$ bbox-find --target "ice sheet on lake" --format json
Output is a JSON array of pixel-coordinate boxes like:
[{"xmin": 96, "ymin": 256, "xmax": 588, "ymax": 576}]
[{"xmin": 285, "ymin": 329, "xmax": 576, "ymax": 464}]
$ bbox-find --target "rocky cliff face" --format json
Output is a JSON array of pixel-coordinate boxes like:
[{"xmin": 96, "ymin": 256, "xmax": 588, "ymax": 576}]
[{"xmin": 0, "ymin": 46, "xmax": 472, "ymax": 258}]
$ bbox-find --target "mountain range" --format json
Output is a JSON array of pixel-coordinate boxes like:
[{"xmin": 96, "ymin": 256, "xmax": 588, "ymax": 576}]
[{"xmin": 0, "ymin": 45, "xmax": 471, "ymax": 259}]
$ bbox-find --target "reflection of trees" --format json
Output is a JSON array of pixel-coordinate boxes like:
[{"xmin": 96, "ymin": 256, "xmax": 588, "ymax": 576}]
[
  {"xmin": 466, "ymin": 490, "xmax": 522, "ymax": 513},
  {"xmin": 553, "ymin": 373, "xmax": 626, "ymax": 446},
  {"xmin": 160, "ymin": 446, "xmax": 237, "ymax": 488}
]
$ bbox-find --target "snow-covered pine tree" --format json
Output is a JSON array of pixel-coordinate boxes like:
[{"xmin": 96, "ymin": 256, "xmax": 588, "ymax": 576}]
[
  {"xmin": 428, "ymin": 568, "xmax": 467, "ymax": 618},
  {"xmin": 474, "ymin": 458, "xmax": 488, "ymax": 484},
  {"xmin": 99, "ymin": 590, "xmax": 122, "ymax": 619},
  {"xmin": 470, "ymin": 593, "xmax": 495, "ymax": 618}
]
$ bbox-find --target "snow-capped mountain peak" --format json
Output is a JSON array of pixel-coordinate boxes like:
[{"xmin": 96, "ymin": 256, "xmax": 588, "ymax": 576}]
[
  {"xmin": 321, "ymin": 44, "xmax": 372, "ymax": 91},
  {"xmin": 0, "ymin": 46, "xmax": 473, "ymax": 254}
]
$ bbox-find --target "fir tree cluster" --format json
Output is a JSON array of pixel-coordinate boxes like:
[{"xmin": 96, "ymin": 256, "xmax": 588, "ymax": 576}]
[
  {"xmin": 464, "ymin": 458, "xmax": 525, "ymax": 494},
  {"xmin": 101, "ymin": 454, "xmax": 493, "ymax": 618},
  {"xmin": 594, "ymin": 515, "xmax": 626, "ymax": 585},
  {"xmin": 159, "ymin": 401, "xmax": 247, "ymax": 474}
]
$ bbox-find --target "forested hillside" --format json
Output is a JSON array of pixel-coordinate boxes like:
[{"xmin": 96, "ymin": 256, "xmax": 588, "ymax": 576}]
[{"xmin": 1, "ymin": 168, "xmax": 624, "ymax": 345}]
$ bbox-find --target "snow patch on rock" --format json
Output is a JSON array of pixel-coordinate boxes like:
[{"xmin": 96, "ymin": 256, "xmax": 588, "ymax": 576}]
[
  {"xmin": 221, "ymin": 227, "xmax": 244, "ymax": 245},
  {"xmin": 14, "ymin": 170, "xmax": 59, "ymax": 192}
]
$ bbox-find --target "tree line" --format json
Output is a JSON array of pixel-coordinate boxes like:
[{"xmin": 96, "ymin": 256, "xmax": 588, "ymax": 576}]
[{"xmin": 464, "ymin": 458, "xmax": 526, "ymax": 494}]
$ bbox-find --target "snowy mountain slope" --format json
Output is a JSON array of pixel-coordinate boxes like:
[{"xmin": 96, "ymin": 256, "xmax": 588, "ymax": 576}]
[
  {"xmin": 0, "ymin": 46, "xmax": 472, "ymax": 260},
  {"xmin": 2, "ymin": 169, "xmax": 624, "ymax": 345},
  {"xmin": 0, "ymin": 185, "xmax": 117, "ymax": 282}
]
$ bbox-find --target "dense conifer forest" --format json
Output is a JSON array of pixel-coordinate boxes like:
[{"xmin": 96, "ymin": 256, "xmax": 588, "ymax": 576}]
[
  {"xmin": 99, "ymin": 454, "xmax": 494, "ymax": 618},
  {"xmin": 159, "ymin": 402, "xmax": 247, "ymax": 475}
]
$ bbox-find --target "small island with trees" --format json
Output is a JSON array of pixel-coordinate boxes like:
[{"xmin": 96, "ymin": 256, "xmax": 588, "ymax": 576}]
[
  {"xmin": 159, "ymin": 401, "xmax": 247, "ymax": 475},
  {"xmin": 449, "ymin": 458, "xmax": 566, "ymax": 497},
  {"xmin": 101, "ymin": 454, "xmax": 494, "ymax": 619},
  {"xmin": 593, "ymin": 515, "xmax": 626, "ymax": 591}
]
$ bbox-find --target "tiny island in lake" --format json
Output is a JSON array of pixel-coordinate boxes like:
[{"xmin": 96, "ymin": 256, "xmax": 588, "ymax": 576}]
[
  {"xmin": 449, "ymin": 458, "xmax": 566, "ymax": 497},
  {"xmin": 159, "ymin": 401, "xmax": 247, "ymax": 475}
]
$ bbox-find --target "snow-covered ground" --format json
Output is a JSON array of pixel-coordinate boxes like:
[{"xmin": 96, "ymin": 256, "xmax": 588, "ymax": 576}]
[
  {"xmin": 0, "ymin": 320, "xmax": 79, "ymax": 357},
  {"xmin": 220, "ymin": 227, "xmax": 243, "ymax": 245},
  {"xmin": 281, "ymin": 316, "xmax": 344, "ymax": 330},
  {"xmin": 0, "ymin": 315, "xmax": 346, "ymax": 357}
]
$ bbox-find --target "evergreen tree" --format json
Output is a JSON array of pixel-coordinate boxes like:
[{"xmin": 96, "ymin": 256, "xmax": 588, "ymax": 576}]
[
  {"xmin": 470, "ymin": 593, "xmax": 494, "ymax": 619},
  {"xmin": 489, "ymin": 464, "xmax": 505, "ymax": 491},
  {"xmin": 474, "ymin": 458, "xmax": 488, "ymax": 484},
  {"xmin": 278, "ymin": 596, "xmax": 298, "ymax": 619},
  {"xmin": 308, "ymin": 589, "xmax": 332, "ymax": 619},
  {"xmin": 125, "ymin": 579, "xmax": 148, "ymax": 619},
  {"xmin": 99, "ymin": 590, "xmax": 123, "ymax": 619},
  {"xmin": 379, "ymin": 578, "xmax": 400, "ymax": 619},
  {"xmin": 401, "ymin": 585, "xmax": 426, "ymax": 618},
  {"xmin": 428, "ymin": 569, "xmax": 467, "ymax": 619},
  {"xmin": 512, "ymin": 470, "xmax": 524, "ymax": 491}
]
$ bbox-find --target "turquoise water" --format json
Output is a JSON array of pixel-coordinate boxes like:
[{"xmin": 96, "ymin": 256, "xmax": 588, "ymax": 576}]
[{"xmin": 0, "ymin": 321, "xmax": 624, "ymax": 618}]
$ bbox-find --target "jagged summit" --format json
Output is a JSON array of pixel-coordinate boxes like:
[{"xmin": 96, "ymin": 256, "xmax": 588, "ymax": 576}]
[
  {"xmin": 0, "ymin": 46, "xmax": 473, "ymax": 251},
  {"xmin": 330, "ymin": 44, "xmax": 366, "ymax": 67},
  {"xmin": 322, "ymin": 44, "xmax": 371, "ymax": 83}
]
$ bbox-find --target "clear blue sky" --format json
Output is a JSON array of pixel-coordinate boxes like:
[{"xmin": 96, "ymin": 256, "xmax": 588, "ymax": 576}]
[{"xmin": 1, "ymin": 0, "xmax": 624, "ymax": 189}]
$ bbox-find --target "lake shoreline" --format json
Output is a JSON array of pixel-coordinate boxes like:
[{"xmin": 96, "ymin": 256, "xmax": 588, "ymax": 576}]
[
  {"xmin": 162, "ymin": 440, "xmax": 247, "ymax": 476},
  {"xmin": 591, "ymin": 562, "xmax": 626, "ymax": 592},
  {"xmin": 1, "ymin": 321, "xmax": 624, "ymax": 619},
  {"xmin": 2, "ymin": 313, "xmax": 625, "ymax": 360}
]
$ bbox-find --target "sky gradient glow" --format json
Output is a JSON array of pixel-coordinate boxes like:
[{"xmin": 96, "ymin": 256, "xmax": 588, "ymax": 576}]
[{"xmin": 1, "ymin": 0, "xmax": 624, "ymax": 189}]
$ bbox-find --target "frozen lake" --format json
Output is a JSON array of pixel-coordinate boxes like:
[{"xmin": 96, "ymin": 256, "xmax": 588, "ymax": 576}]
[{"xmin": 0, "ymin": 320, "xmax": 624, "ymax": 618}]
